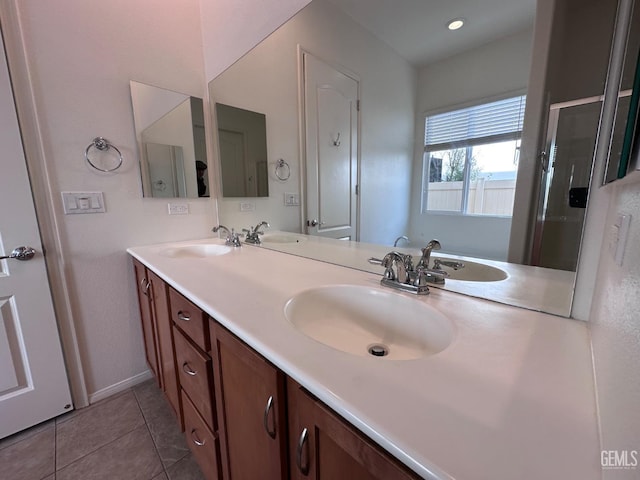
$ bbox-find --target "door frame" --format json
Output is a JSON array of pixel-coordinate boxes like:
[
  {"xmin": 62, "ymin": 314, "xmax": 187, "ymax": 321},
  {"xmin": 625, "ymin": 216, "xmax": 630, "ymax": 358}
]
[
  {"xmin": 296, "ymin": 46, "xmax": 362, "ymax": 241},
  {"xmin": 0, "ymin": 4, "xmax": 89, "ymax": 407}
]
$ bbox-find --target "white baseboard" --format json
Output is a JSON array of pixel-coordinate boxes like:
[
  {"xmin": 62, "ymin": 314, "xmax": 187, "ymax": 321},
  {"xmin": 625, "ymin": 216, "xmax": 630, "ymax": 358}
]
[{"xmin": 88, "ymin": 370, "xmax": 154, "ymax": 404}]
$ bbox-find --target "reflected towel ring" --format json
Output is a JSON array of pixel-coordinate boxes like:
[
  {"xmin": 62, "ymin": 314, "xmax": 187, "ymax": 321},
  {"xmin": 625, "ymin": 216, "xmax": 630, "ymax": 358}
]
[
  {"xmin": 275, "ymin": 159, "xmax": 290, "ymax": 181},
  {"xmin": 85, "ymin": 137, "xmax": 123, "ymax": 172}
]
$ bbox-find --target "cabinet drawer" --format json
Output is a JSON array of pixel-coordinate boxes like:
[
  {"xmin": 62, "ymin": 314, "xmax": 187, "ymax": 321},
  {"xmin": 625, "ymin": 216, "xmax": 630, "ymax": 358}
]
[
  {"xmin": 169, "ymin": 287, "xmax": 209, "ymax": 352},
  {"xmin": 182, "ymin": 390, "xmax": 221, "ymax": 480},
  {"xmin": 174, "ymin": 327, "xmax": 216, "ymax": 430}
]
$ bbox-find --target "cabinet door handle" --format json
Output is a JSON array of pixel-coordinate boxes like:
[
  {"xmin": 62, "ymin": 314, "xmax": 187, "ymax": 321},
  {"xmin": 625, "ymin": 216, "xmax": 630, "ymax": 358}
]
[
  {"xmin": 182, "ymin": 362, "xmax": 197, "ymax": 376},
  {"xmin": 177, "ymin": 310, "xmax": 191, "ymax": 321},
  {"xmin": 140, "ymin": 278, "xmax": 150, "ymax": 296},
  {"xmin": 190, "ymin": 428, "xmax": 206, "ymax": 446},
  {"xmin": 263, "ymin": 395, "xmax": 276, "ymax": 439},
  {"xmin": 296, "ymin": 427, "xmax": 310, "ymax": 476}
]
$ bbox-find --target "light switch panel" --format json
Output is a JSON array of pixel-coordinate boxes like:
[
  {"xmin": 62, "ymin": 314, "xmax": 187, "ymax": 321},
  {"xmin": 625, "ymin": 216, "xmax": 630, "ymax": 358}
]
[{"xmin": 62, "ymin": 192, "xmax": 105, "ymax": 214}]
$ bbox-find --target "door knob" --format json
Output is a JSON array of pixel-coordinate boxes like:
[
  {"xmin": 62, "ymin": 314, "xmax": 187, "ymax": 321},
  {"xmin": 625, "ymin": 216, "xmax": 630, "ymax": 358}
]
[
  {"xmin": 307, "ymin": 219, "xmax": 325, "ymax": 227},
  {"xmin": 0, "ymin": 246, "xmax": 36, "ymax": 261}
]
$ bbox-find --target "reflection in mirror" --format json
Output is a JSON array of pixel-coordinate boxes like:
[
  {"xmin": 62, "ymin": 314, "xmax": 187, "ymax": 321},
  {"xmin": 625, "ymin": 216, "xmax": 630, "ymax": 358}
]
[
  {"xmin": 216, "ymin": 103, "xmax": 269, "ymax": 197},
  {"xmin": 604, "ymin": 0, "xmax": 640, "ymax": 183},
  {"xmin": 130, "ymin": 81, "xmax": 209, "ymax": 198},
  {"xmin": 209, "ymin": 0, "xmax": 621, "ymax": 316}
]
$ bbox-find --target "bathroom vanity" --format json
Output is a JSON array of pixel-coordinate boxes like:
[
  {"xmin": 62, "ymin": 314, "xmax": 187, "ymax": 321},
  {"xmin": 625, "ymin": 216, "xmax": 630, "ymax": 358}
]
[{"xmin": 128, "ymin": 238, "xmax": 600, "ymax": 480}]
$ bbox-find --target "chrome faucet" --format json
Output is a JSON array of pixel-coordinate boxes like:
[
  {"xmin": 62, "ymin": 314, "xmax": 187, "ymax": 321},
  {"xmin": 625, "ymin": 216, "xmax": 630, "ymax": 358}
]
[
  {"xmin": 393, "ymin": 235, "xmax": 409, "ymax": 247},
  {"xmin": 417, "ymin": 239, "xmax": 441, "ymax": 269},
  {"xmin": 243, "ymin": 221, "xmax": 270, "ymax": 245},
  {"xmin": 368, "ymin": 251, "xmax": 429, "ymax": 295},
  {"xmin": 212, "ymin": 225, "xmax": 243, "ymax": 247},
  {"xmin": 415, "ymin": 239, "xmax": 452, "ymax": 284}
]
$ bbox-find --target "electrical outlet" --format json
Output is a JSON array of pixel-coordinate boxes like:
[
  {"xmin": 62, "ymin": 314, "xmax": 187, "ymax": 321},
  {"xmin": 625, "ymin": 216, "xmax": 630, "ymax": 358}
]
[
  {"xmin": 240, "ymin": 202, "xmax": 255, "ymax": 212},
  {"xmin": 168, "ymin": 203, "xmax": 189, "ymax": 215}
]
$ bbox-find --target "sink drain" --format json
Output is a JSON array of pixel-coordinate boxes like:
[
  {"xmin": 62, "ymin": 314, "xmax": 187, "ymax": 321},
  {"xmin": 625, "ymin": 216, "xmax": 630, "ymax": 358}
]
[{"xmin": 368, "ymin": 344, "xmax": 389, "ymax": 357}]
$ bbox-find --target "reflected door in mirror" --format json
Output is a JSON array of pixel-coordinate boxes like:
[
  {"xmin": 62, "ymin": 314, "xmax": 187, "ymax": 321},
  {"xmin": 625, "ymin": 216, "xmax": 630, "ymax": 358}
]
[
  {"xmin": 216, "ymin": 103, "xmax": 269, "ymax": 197},
  {"xmin": 303, "ymin": 53, "xmax": 359, "ymax": 240}
]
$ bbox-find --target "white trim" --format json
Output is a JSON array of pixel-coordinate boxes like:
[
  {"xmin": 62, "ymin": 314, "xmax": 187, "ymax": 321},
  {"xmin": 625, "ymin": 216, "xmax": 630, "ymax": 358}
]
[
  {"xmin": 88, "ymin": 370, "xmax": 154, "ymax": 404},
  {"xmin": 0, "ymin": 2, "xmax": 89, "ymax": 407}
]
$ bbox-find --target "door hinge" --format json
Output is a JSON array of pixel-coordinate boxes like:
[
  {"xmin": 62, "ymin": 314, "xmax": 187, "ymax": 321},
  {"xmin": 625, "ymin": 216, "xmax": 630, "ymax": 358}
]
[
  {"xmin": 356, "ymin": 100, "xmax": 360, "ymax": 111},
  {"xmin": 355, "ymin": 184, "xmax": 359, "ymax": 195}
]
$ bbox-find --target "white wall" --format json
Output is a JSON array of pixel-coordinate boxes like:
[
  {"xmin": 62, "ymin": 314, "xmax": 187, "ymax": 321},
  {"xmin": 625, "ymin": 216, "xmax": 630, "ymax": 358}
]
[
  {"xmin": 199, "ymin": 0, "xmax": 311, "ymax": 81},
  {"xmin": 588, "ymin": 173, "xmax": 640, "ymax": 479},
  {"xmin": 15, "ymin": 0, "xmax": 215, "ymax": 399},
  {"xmin": 209, "ymin": 0, "xmax": 416, "ymax": 245},
  {"xmin": 408, "ymin": 29, "xmax": 533, "ymax": 259}
]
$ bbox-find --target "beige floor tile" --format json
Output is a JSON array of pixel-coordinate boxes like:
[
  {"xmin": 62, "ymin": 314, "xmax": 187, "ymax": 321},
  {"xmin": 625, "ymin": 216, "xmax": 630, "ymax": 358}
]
[
  {"xmin": 166, "ymin": 453, "xmax": 206, "ymax": 480},
  {"xmin": 56, "ymin": 425, "xmax": 163, "ymax": 480},
  {"xmin": 0, "ymin": 426, "xmax": 55, "ymax": 480},
  {"xmin": 134, "ymin": 380, "xmax": 189, "ymax": 468},
  {"xmin": 56, "ymin": 390, "xmax": 145, "ymax": 468},
  {"xmin": 0, "ymin": 418, "xmax": 54, "ymax": 451}
]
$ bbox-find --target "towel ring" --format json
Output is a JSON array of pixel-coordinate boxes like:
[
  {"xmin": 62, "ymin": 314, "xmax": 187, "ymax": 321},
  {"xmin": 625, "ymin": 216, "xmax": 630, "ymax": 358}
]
[
  {"xmin": 275, "ymin": 159, "xmax": 290, "ymax": 181},
  {"xmin": 85, "ymin": 137, "xmax": 123, "ymax": 172}
]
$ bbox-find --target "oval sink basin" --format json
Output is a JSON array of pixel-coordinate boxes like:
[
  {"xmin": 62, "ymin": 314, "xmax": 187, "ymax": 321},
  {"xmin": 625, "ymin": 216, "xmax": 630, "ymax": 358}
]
[
  {"xmin": 431, "ymin": 257, "xmax": 508, "ymax": 282},
  {"xmin": 159, "ymin": 244, "xmax": 231, "ymax": 258},
  {"xmin": 262, "ymin": 234, "xmax": 307, "ymax": 244},
  {"xmin": 284, "ymin": 285, "xmax": 453, "ymax": 360}
]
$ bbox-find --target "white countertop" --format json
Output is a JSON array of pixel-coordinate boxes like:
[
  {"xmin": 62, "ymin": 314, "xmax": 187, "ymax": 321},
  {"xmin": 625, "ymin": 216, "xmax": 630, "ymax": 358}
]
[{"xmin": 128, "ymin": 238, "xmax": 599, "ymax": 480}]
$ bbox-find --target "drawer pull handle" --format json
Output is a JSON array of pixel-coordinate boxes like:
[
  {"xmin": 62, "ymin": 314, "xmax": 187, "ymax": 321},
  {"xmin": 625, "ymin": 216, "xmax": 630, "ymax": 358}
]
[
  {"xmin": 190, "ymin": 428, "xmax": 206, "ymax": 446},
  {"xmin": 140, "ymin": 278, "xmax": 150, "ymax": 296},
  {"xmin": 296, "ymin": 427, "xmax": 310, "ymax": 475},
  {"xmin": 182, "ymin": 362, "xmax": 197, "ymax": 376},
  {"xmin": 263, "ymin": 395, "xmax": 276, "ymax": 439},
  {"xmin": 177, "ymin": 310, "xmax": 191, "ymax": 321}
]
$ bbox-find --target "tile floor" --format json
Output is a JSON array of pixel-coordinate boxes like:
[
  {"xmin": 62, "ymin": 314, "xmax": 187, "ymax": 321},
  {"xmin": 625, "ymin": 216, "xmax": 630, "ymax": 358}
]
[{"xmin": 0, "ymin": 379, "xmax": 205, "ymax": 480}]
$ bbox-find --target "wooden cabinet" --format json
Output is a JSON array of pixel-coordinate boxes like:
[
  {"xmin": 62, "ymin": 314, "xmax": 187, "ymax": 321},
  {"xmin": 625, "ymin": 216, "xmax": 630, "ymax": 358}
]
[
  {"xmin": 170, "ymin": 286, "xmax": 221, "ymax": 480},
  {"xmin": 133, "ymin": 259, "xmax": 181, "ymax": 422},
  {"xmin": 211, "ymin": 323, "xmax": 288, "ymax": 480},
  {"xmin": 132, "ymin": 259, "xmax": 423, "ymax": 480},
  {"xmin": 133, "ymin": 259, "xmax": 160, "ymax": 383},
  {"xmin": 287, "ymin": 379, "xmax": 419, "ymax": 480},
  {"xmin": 148, "ymin": 270, "xmax": 181, "ymax": 421}
]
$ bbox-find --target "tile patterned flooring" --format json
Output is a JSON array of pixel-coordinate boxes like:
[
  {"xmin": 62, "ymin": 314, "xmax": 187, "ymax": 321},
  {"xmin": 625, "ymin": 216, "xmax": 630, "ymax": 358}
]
[{"xmin": 0, "ymin": 380, "xmax": 205, "ymax": 480}]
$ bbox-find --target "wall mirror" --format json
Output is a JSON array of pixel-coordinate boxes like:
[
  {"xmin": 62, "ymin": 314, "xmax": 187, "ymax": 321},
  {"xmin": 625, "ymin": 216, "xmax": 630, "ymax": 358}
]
[
  {"xmin": 603, "ymin": 0, "xmax": 640, "ymax": 183},
  {"xmin": 209, "ymin": 0, "xmax": 621, "ymax": 317},
  {"xmin": 216, "ymin": 103, "xmax": 269, "ymax": 197},
  {"xmin": 130, "ymin": 81, "xmax": 209, "ymax": 198}
]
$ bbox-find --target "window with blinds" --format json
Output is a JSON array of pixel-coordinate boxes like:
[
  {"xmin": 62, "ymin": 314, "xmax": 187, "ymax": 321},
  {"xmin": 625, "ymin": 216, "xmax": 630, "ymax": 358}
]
[{"xmin": 422, "ymin": 94, "xmax": 526, "ymax": 216}]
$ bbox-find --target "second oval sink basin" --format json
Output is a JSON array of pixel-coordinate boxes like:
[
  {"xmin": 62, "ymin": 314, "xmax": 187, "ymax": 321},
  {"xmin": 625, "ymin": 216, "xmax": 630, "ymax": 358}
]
[
  {"xmin": 431, "ymin": 257, "xmax": 508, "ymax": 282},
  {"xmin": 284, "ymin": 285, "xmax": 453, "ymax": 360},
  {"xmin": 159, "ymin": 244, "xmax": 231, "ymax": 258}
]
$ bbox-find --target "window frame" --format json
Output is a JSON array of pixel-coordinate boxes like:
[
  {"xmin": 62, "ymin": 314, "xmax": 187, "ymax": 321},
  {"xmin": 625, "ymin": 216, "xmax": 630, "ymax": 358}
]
[{"xmin": 421, "ymin": 92, "xmax": 526, "ymax": 217}]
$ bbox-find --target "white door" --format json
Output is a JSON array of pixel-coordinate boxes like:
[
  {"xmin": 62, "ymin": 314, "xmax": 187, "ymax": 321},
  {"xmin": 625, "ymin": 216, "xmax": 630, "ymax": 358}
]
[
  {"xmin": 0, "ymin": 32, "xmax": 72, "ymax": 438},
  {"xmin": 303, "ymin": 53, "xmax": 359, "ymax": 240}
]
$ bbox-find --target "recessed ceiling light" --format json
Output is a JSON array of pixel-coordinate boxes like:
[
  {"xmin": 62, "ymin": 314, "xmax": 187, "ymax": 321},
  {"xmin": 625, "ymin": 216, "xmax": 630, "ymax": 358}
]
[{"xmin": 447, "ymin": 18, "xmax": 465, "ymax": 31}]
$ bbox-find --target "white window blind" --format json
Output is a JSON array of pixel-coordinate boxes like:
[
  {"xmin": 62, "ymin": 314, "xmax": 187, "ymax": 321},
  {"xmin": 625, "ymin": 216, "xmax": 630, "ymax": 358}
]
[{"xmin": 425, "ymin": 95, "xmax": 526, "ymax": 151}]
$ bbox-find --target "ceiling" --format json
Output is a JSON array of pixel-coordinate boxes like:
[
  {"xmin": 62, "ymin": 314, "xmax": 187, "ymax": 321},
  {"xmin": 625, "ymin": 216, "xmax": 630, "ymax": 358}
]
[{"xmin": 328, "ymin": 0, "xmax": 537, "ymax": 66}]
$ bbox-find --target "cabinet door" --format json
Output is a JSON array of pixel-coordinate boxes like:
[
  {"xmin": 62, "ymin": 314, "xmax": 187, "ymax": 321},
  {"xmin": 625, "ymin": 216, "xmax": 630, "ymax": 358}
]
[
  {"xmin": 212, "ymin": 323, "xmax": 288, "ymax": 480},
  {"xmin": 148, "ymin": 270, "xmax": 181, "ymax": 422},
  {"xmin": 287, "ymin": 379, "xmax": 419, "ymax": 480},
  {"xmin": 132, "ymin": 259, "xmax": 159, "ymax": 385}
]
